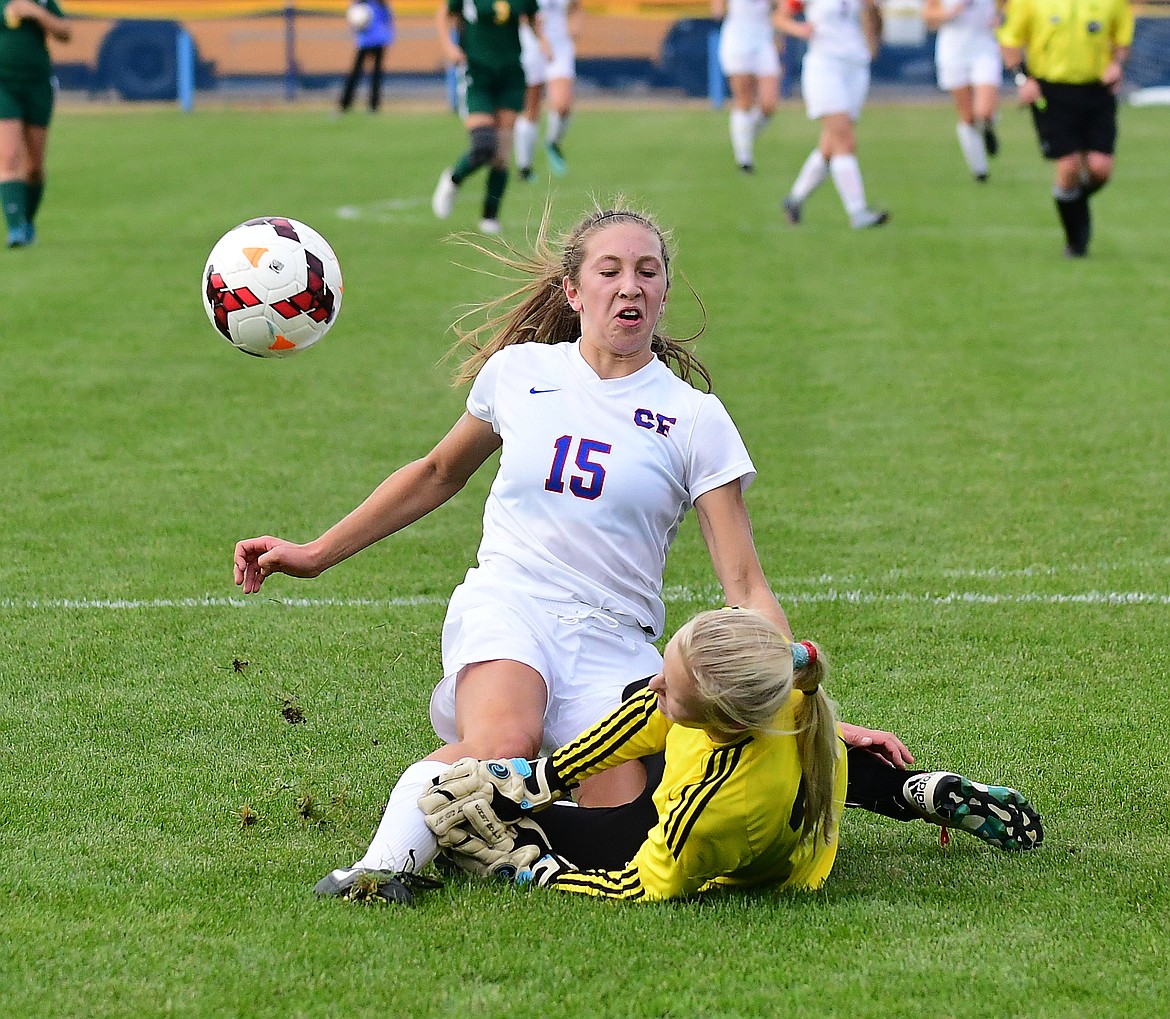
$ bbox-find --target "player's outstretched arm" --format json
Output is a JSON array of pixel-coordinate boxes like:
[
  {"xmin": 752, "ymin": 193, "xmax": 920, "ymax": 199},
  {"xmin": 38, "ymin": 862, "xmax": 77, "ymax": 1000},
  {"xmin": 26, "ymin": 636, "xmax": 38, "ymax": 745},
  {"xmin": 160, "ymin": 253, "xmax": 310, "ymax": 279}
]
[{"xmin": 233, "ymin": 412, "xmax": 501, "ymax": 594}]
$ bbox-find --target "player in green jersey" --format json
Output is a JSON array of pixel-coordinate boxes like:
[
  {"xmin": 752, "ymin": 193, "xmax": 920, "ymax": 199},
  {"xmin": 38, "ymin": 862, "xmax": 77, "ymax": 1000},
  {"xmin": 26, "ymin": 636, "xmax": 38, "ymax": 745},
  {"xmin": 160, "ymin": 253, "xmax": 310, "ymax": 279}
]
[
  {"xmin": 431, "ymin": 0, "xmax": 550, "ymax": 234},
  {"xmin": 1, "ymin": 0, "xmax": 71, "ymax": 248}
]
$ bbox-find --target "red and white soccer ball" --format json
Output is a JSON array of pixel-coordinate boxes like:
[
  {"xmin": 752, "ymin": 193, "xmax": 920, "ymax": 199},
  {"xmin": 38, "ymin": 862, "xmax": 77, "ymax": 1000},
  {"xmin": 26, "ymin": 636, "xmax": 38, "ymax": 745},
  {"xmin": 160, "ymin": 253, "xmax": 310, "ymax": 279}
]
[
  {"xmin": 346, "ymin": 2, "xmax": 374, "ymax": 31},
  {"xmin": 202, "ymin": 217, "xmax": 343, "ymax": 358}
]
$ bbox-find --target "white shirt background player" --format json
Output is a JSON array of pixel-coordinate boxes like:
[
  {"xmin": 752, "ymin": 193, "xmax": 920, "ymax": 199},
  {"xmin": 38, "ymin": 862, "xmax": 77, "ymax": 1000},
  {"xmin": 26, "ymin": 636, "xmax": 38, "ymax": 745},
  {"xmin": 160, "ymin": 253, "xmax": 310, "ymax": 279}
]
[
  {"xmin": 516, "ymin": 0, "xmax": 579, "ymax": 178},
  {"xmin": 925, "ymin": 0, "xmax": 1004, "ymax": 181},
  {"xmin": 713, "ymin": 0, "xmax": 782, "ymax": 172},
  {"xmin": 775, "ymin": 0, "xmax": 890, "ymax": 228}
]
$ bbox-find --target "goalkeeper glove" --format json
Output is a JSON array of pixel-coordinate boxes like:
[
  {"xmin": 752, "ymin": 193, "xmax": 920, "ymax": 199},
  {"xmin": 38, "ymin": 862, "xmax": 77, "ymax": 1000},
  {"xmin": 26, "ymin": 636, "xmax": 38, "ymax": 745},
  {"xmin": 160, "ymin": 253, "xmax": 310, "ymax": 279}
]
[
  {"xmin": 419, "ymin": 756, "xmax": 568, "ymax": 845},
  {"xmin": 440, "ymin": 817, "xmax": 554, "ymax": 880}
]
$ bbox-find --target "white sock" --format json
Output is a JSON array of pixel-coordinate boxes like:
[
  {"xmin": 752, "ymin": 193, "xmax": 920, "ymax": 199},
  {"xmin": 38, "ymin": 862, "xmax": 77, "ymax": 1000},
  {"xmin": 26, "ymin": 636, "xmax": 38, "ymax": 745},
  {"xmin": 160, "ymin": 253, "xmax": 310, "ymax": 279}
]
[
  {"xmin": 514, "ymin": 116, "xmax": 538, "ymax": 170},
  {"xmin": 751, "ymin": 106, "xmax": 771, "ymax": 138},
  {"xmin": 956, "ymin": 121, "xmax": 988, "ymax": 176},
  {"xmin": 789, "ymin": 149, "xmax": 828, "ymax": 203},
  {"xmin": 546, "ymin": 110, "xmax": 568, "ymax": 145},
  {"xmin": 730, "ymin": 109, "xmax": 755, "ymax": 166},
  {"xmin": 353, "ymin": 759, "xmax": 445, "ymax": 873},
  {"xmin": 829, "ymin": 153, "xmax": 867, "ymax": 218}
]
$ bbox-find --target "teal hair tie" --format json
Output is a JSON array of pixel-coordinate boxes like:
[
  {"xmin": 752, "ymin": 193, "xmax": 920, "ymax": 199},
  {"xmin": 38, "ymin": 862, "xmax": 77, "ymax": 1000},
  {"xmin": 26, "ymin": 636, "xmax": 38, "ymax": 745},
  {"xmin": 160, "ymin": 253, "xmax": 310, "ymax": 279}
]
[{"xmin": 791, "ymin": 640, "xmax": 817, "ymax": 670}]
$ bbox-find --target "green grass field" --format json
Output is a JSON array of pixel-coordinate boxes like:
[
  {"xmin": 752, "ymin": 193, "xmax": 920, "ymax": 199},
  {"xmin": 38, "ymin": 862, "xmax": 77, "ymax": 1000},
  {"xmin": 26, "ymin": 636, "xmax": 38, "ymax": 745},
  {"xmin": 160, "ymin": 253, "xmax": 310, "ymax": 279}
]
[{"xmin": 3, "ymin": 98, "xmax": 1169, "ymax": 1017}]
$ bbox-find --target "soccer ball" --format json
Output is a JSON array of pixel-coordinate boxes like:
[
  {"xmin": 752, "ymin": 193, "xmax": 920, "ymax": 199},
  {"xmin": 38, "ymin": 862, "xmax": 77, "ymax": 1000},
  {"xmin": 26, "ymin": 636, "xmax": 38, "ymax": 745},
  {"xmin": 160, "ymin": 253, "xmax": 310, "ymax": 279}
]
[
  {"xmin": 202, "ymin": 217, "xmax": 343, "ymax": 358},
  {"xmin": 346, "ymin": 2, "xmax": 374, "ymax": 31}
]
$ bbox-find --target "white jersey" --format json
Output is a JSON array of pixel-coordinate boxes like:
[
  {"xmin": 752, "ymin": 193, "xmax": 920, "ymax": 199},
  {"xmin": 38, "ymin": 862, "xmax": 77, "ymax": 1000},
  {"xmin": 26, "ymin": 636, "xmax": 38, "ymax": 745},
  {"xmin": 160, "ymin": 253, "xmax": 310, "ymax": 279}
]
[
  {"xmin": 937, "ymin": 0, "xmax": 998, "ymax": 37},
  {"xmin": 719, "ymin": 0, "xmax": 782, "ymax": 76},
  {"xmin": 803, "ymin": 0, "xmax": 871, "ymax": 63},
  {"xmin": 466, "ymin": 340, "xmax": 755, "ymax": 638},
  {"xmin": 520, "ymin": 0, "xmax": 575, "ymax": 82},
  {"xmin": 934, "ymin": 0, "xmax": 1002, "ymax": 87},
  {"xmin": 536, "ymin": 0, "xmax": 573, "ymax": 45},
  {"xmin": 723, "ymin": 0, "xmax": 774, "ymax": 35}
]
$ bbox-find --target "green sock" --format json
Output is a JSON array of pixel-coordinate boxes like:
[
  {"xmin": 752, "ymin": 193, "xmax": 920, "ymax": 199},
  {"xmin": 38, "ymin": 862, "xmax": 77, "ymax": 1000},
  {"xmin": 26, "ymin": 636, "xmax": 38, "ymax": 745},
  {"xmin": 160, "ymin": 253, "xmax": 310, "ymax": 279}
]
[
  {"xmin": 1, "ymin": 179, "xmax": 29, "ymax": 232},
  {"xmin": 483, "ymin": 166, "xmax": 508, "ymax": 220},
  {"xmin": 26, "ymin": 179, "xmax": 44, "ymax": 223},
  {"xmin": 451, "ymin": 153, "xmax": 475, "ymax": 186}
]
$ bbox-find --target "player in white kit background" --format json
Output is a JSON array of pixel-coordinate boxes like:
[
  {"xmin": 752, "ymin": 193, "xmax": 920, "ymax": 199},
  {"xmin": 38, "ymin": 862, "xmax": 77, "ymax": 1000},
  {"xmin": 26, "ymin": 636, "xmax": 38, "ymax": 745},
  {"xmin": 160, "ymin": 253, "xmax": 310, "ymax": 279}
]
[
  {"xmin": 924, "ymin": 0, "xmax": 1004, "ymax": 182},
  {"xmin": 712, "ymin": 0, "xmax": 783, "ymax": 173},
  {"xmin": 774, "ymin": 0, "xmax": 890, "ymax": 228},
  {"xmin": 516, "ymin": 0, "xmax": 580, "ymax": 178},
  {"xmin": 233, "ymin": 202, "xmax": 915, "ymax": 901}
]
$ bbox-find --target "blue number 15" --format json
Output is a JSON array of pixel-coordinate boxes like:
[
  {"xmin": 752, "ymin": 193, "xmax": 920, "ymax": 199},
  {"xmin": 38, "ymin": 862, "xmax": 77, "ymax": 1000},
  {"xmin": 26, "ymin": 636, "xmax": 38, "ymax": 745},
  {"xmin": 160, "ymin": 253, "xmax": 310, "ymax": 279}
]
[{"xmin": 544, "ymin": 435, "xmax": 611, "ymax": 500}]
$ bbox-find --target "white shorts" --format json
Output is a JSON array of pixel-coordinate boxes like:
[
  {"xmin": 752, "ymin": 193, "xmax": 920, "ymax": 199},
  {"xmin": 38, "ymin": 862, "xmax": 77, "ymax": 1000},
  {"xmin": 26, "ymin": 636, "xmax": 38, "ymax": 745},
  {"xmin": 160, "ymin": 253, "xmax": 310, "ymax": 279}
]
[
  {"xmin": 520, "ymin": 33, "xmax": 576, "ymax": 86},
  {"xmin": 430, "ymin": 572, "xmax": 664, "ymax": 755},
  {"xmin": 935, "ymin": 35, "xmax": 1003, "ymax": 91},
  {"xmin": 718, "ymin": 26, "xmax": 781, "ymax": 78},
  {"xmin": 801, "ymin": 51, "xmax": 870, "ymax": 121}
]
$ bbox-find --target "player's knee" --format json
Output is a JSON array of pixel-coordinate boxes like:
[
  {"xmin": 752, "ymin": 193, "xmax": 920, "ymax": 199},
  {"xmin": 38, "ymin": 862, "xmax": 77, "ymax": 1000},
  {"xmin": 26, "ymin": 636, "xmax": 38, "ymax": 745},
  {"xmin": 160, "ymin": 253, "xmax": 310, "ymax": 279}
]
[
  {"xmin": 1086, "ymin": 153, "xmax": 1114, "ymax": 181},
  {"xmin": 468, "ymin": 125, "xmax": 498, "ymax": 169},
  {"xmin": 458, "ymin": 725, "xmax": 541, "ymax": 761}
]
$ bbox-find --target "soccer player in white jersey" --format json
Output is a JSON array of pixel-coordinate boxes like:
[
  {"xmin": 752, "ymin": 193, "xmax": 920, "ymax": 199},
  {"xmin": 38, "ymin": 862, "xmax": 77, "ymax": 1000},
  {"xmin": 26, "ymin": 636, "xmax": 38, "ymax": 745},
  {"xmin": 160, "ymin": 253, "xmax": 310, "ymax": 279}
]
[
  {"xmin": 713, "ymin": 0, "xmax": 782, "ymax": 173},
  {"xmin": 233, "ymin": 201, "xmax": 915, "ymax": 904},
  {"xmin": 775, "ymin": 0, "xmax": 889, "ymax": 228},
  {"xmin": 515, "ymin": 0, "xmax": 579, "ymax": 178},
  {"xmin": 924, "ymin": 0, "xmax": 1004, "ymax": 182}
]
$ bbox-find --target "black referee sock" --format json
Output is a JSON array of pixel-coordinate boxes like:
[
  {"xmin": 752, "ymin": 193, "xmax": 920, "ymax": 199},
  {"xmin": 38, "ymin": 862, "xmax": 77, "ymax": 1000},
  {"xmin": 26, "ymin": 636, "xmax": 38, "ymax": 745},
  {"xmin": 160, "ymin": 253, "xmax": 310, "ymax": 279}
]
[{"xmin": 1053, "ymin": 184, "xmax": 1090, "ymax": 255}]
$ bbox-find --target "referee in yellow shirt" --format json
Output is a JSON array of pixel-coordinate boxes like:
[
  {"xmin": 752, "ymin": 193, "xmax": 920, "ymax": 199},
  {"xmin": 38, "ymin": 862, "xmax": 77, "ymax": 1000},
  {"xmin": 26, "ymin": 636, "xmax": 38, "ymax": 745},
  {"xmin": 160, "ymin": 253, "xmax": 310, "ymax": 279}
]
[{"xmin": 998, "ymin": 0, "xmax": 1134, "ymax": 257}]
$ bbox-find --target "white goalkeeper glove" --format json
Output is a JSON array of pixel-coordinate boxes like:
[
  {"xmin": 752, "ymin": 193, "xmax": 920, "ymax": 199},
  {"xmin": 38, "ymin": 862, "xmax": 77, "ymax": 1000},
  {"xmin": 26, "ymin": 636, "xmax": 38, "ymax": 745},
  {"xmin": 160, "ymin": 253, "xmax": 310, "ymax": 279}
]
[
  {"xmin": 439, "ymin": 816, "xmax": 555, "ymax": 880},
  {"xmin": 419, "ymin": 756, "xmax": 568, "ymax": 846}
]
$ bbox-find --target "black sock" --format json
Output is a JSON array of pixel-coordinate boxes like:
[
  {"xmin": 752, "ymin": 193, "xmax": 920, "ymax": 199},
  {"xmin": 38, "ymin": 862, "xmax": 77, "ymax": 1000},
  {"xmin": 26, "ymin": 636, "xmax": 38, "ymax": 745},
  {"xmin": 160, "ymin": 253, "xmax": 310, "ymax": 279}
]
[
  {"xmin": 844, "ymin": 747, "xmax": 925, "ymax": 821},
  {"xmin": 1054, "ymin": 186, "xmax": 1090, "ymax": 254}
]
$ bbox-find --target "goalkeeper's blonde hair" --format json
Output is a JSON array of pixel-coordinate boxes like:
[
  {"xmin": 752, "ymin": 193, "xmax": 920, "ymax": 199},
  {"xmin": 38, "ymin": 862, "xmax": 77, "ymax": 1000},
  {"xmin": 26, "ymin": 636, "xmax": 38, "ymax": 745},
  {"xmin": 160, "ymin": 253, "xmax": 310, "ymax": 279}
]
[{"xmin": 673, "ymin": 608, "xmax": 840, "ymax": 845}]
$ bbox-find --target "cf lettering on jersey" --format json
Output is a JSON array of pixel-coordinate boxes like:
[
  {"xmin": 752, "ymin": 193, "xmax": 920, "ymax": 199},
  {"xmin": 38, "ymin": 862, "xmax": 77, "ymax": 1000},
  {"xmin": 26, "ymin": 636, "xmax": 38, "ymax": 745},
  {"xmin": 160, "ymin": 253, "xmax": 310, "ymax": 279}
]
[{"xmin": 633, "ymin": 408, "xmax": 677, "ymax": 436}]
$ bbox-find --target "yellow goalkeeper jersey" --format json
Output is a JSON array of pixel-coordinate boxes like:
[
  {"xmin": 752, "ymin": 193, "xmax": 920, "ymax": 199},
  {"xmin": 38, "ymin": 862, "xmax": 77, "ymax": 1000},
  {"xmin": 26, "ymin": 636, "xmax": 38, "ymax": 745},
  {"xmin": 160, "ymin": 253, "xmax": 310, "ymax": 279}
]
[{"xmin": 544, "ymin": 688, "xmax": 848, "ymax": 901}]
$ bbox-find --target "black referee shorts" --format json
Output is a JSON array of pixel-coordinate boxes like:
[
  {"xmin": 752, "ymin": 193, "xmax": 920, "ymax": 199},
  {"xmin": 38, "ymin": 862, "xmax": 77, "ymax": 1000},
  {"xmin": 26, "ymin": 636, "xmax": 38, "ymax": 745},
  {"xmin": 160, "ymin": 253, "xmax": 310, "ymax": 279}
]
[{"xmin": 1032, "ymin": 80, "xmax": 1119, "ymax": 159}]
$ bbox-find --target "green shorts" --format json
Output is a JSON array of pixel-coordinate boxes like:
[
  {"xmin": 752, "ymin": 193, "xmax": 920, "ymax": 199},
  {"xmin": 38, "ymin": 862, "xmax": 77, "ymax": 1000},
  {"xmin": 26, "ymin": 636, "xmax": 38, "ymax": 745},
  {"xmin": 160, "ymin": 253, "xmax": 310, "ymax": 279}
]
[
  {"xmin": 459, "ymin": 60, "xmax": 526, "ymax": 116},
  {"xmin": 0, "ymin": 74, "xmax": 54, "ymax": 126}
]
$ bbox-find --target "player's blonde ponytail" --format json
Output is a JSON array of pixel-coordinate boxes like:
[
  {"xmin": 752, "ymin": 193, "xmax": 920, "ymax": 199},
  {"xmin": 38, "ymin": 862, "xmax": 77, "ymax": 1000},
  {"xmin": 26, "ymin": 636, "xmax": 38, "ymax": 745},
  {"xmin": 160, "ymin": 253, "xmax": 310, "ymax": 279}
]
[{"xmin": 676, "ymin": 609, "xmax": 841, "ymax": 845}]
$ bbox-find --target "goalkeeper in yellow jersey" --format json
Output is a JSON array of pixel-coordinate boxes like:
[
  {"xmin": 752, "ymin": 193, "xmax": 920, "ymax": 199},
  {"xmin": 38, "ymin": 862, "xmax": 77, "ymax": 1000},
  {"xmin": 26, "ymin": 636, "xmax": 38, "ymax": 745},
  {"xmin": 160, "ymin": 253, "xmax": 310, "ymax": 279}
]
[
  {"xmin": 420, "ymin": 607, "xmax": 1044, "ymax": 902},
  {"xmin": 423, "ymin": 607, "xmax": 847, "ymax": 900}
]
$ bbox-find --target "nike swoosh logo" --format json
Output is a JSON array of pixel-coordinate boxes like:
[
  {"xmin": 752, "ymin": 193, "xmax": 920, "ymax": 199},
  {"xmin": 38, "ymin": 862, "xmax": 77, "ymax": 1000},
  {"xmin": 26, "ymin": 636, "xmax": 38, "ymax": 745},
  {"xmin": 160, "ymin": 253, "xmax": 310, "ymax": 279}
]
[{"xmin": 529, "ymin": 387, "xmax": 561, "ymax": 394}]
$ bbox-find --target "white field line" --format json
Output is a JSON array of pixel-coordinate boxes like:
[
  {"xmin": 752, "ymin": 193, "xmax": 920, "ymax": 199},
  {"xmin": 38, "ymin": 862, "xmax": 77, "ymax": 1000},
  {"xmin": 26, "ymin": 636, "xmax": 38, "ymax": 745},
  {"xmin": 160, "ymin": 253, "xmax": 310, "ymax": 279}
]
[{"xmin": 2, "ymin": 589, "xmax": 1169, "ymax": 610}]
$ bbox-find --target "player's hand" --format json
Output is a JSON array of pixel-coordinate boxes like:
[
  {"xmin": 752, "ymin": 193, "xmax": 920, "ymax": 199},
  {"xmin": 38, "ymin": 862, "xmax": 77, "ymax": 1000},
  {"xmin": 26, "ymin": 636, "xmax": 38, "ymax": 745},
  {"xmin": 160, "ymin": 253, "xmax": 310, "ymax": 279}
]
[
  {"xmin": 420, "ymin": 756, "xmax": 567, "ymax": 843},
  {"xmin": 438, "ymin": 817, "xmax": 553, "ymax": 879},
  {"xmin": 233, "ymin": 536, "xmax": 323, "ymax": 593},
  {"xmin": 443, "ymin": 40, "xmax": 466, "ymax": 66},
  {"xmin": 840, "ymin": 723, "xmax": 915, "ymax": 769}
]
